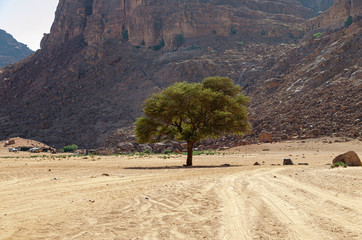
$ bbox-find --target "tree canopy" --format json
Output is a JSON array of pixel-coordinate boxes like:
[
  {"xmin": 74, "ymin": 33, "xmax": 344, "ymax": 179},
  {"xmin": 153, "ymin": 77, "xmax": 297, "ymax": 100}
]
[{"xmin": 135, "ymin": 77, "xmax": 251, "ymax": 166}]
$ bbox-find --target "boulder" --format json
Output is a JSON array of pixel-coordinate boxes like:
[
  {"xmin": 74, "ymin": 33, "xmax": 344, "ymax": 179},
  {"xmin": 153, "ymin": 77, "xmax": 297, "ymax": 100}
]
[
  {"xmin": 283, "ymin": 158, "xmax": 294, "ymax": 165},
  {"xmin": 259, "ymin": 133, "xmax": 273, "ymax": 143},
  {"xmin": 332, "ymin": 151, "xmax": 361, "ymax": 166}
]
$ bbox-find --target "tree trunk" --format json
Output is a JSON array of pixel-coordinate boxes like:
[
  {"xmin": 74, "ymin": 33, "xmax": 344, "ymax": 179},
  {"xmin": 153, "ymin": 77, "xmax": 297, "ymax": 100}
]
[{"xmin": 186, "ymin": 141, "xmax": 194, "ymax": 166}]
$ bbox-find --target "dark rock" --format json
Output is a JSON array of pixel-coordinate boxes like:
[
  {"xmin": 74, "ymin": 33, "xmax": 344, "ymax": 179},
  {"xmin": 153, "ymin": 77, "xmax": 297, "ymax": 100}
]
[
  {"xmin": 283, "ymin": 158, "xmax": 294, "ymax": 165},
  {"xmin": 332, "ymin": 151, "xmax": 361, "ymax": 166}
]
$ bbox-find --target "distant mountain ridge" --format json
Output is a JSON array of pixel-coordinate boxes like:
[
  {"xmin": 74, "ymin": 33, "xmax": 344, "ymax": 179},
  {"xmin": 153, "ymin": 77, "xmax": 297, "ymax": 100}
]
[{"xmin": 0, "ymin": 29, "xmax": 34, "ymax": 67}]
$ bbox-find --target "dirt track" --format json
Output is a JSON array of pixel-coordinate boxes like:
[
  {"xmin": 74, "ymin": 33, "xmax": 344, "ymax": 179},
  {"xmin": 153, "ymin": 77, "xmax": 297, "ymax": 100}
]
[{"xmin": 0, "ymin": 138, "xmax": 361, "ymax": 239}]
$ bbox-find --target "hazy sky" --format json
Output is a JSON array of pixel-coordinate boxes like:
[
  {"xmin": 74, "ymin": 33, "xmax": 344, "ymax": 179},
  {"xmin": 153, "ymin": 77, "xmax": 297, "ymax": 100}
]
[{"xmin": 0, "ymin": 0, "xmax": 59, "ymax": 50}]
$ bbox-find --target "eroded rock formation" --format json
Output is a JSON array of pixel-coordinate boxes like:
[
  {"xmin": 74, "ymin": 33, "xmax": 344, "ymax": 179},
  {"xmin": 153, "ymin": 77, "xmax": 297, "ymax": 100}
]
[{"xmin": 0, "ymin": 0, "xmax": 361, "ymax": 148}]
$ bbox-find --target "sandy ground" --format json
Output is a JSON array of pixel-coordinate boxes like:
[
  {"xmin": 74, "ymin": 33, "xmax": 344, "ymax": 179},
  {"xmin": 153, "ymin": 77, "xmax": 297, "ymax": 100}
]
[{"xmin": 0, "ymin": 138, "xmax": 361, "ymax": 240}]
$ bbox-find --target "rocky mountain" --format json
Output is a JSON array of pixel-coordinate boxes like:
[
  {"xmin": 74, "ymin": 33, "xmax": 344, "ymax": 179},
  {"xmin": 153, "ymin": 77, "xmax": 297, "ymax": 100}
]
[
  {"xmin": 0, "ymin": 0, "xmax": 360, "ymax": 148},
  {"xmin": 306, "ymin": 0, "xmax": 362, "ymax": 30},
  {"xmin": 0, "ymin": 29, "xmax": 34, "ymax": 67}
]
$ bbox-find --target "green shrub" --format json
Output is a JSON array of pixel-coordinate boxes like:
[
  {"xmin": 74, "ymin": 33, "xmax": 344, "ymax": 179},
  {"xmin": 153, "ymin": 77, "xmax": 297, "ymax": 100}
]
[
  {"xmin": 141, "ymin": 40, "xmax": 145, "ymax": 46},
  {"xmin": 212, "ymin": 30, "xmax": 216, "ymax": 34},
  {"xmin": 174, "ymin": 34, "xmax": 185, "ymax": 47},
  {"xmin": 237, "ymin": 41, "xmax": 244, "ymax": 46},
  {"xmin": 261, "ymin": 30, "xmax": 267, "ymax": 36},
  {"xmin": 121, "ymin": 26, "xmax": 129, "ymax": 42},
  {"xmin": 313, "ymin": 32, "xmax": 322, "ymax": 38},
  {"xmin": 142, "ymin": 149, "xmax": 152, "ymax": 154},
  {"xmin": 152, "ymin": 37, "xmax": 165, "ymax": 51},
  {"xmin": 333, "ymin": 162, "xmax": 347, "ymax": 168},
  {"xmin": 164, "ymin": 149, "xmax": 172, "ymax": 154},
  {"xmin": 230, "ymin": 27, "xmax": 237, "ymax": 35},
  {"xmin": 345, "ymin": 16, "xmax": 352, "ymax": 27},
  {"xmin": 63, "ymin": 144, "xmax": 78, "ymax": 153}
]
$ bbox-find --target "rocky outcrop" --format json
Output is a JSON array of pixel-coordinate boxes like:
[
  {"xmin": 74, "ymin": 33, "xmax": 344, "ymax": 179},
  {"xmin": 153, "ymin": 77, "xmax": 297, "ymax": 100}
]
[
  {"xmin": 306, "ymin": 0, "xmax": 362, "ymax": 30},
  {"xmin": 332, "ymin": 151, "xmax": 361, "ymax": 166},
  {"xmin": 241, "ymin": 19, "xmax": 362, "ymax": 141},
  {"xmin": 42, "ymin": 0, "xmax": 316, "ymax": 50},
  {"xmin": 0, "ymin": 29, "xmax": 34, "ymax": 67},
  {"xmin": 298, "ymin": 0, "xmax": 334, "ymax": 13}
]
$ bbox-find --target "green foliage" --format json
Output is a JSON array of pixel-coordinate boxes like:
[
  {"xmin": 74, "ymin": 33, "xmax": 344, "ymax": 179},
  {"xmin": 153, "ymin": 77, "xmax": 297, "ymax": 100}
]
[
  {"xmin": 345, "ymin": 16, "xmax": 352, "ymax": 27},
  {"xmin": 332, "ymin": 162, "xmax": 347, "ymax": 168},
  {"xmin": 212, "ymin": 30, "xmax": 217, "ymax": 34},
  {"xmin": 182, "ymin": 150, "xmax": 217, "ymax": 156},
  {"xmin": 142, "ymin": 149, "xmax": 152, "ymax": 154},
  {"xmin": 164, "ymin": 149, "xmax": 172, "ymax": 154},
  {"xmin": 152, "ymin": 37, "xmax": 165, "ymax": 51},
  {"xmin": 237, "ymin": 41, "xmax": 244, "ymax": 46},
  {"xmin": 230, "ymin": 27, "xmax": 237, "ymax": 35},
  {"xmin": 261, "ymin": 30, "xmax": 267, "ymax": 36},
  {"xmin": 63, "ymin": 144, "xmax": 78, "ymax": 153},
  {"xmin": 174, "ymin": 34, "xmax": 185, "ymax": 48},
  {"xmin": 141, "ymin": 40, "xmax": 145, "ymax": 46},
  {"xmin": 121, "ymin": 26, "xmax": 129, "ymax": 42},
  {"xmin": 135, "ymin": 77, "xmax": 251, "ymax": 166},
  {"xmin": 313, "ymin": 32, "xmax": 322, "ymax": 38}
]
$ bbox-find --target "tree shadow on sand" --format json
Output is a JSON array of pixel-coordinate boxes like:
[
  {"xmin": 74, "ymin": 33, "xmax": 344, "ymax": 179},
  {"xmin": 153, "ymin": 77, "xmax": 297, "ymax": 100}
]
[{"xmin": 124, "ymin": 164, "xmax": 243, "ymax": 170}]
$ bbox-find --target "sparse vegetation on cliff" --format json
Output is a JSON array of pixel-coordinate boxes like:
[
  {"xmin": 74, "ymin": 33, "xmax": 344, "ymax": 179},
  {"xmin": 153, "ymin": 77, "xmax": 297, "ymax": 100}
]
[
  {"xmin": 121, "ymin": 26, "xmax": 129, "ymax": 42},
  {"xmin": 174, "ymin": 34, "xmax": 185, "ymax": 48},
  {"xmin": 344, "ymin": 16, "xmax": 352, "ymax": 27},
  {"xmin": 152, "ymin": 37, "xmax": 165, "ymax": 51}
]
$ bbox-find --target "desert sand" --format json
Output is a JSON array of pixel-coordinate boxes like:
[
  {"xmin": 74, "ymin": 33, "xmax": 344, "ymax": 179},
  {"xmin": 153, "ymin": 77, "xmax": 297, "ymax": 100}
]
[{"xmin": 0, "ymin": 138, "xmax": 361, "ymax": 240}]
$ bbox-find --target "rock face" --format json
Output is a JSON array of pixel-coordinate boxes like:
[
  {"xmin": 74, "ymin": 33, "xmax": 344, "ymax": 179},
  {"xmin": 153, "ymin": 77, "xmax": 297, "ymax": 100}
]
[
  {"xmin": 306, "ymin": 0, "xmax": 362, "ymax": 30},
  {"xmin": 0, "ymin": 29, "xmax": 34, "ymax": 67},
  {"xmin": 332, "ymin": 151, "xmax": 361, "ymax": 166},
  {"xmin": 241, "ymin": 19, "xmax": 362, "ymax": 141},
  {"xmin": 42, "ymin": 0, "xmax": 315, "ymax": 50},
  {"xmin": 0, "ymin": 0, "xmax": 360, "ymax": 148}
]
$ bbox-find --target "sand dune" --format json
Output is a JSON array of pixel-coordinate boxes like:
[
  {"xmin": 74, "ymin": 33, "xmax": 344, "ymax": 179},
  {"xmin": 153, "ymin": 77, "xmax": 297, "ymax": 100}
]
[{"xmin": 0, "ymin": 138, "xmax": 361, "ymax": 239}]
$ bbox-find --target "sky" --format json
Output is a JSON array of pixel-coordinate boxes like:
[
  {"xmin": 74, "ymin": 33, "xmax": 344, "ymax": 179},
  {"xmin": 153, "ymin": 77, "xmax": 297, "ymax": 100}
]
[{"xmin": 0, "ymin": 0, "xmax": 59, "ymax": 50}]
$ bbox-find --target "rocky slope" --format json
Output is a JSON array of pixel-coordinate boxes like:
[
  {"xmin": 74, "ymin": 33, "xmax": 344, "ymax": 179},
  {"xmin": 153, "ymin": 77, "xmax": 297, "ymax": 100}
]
[
  {"xmin": 306, "ymin": 0, "xmax": 362, "ymax": 30},
  {"xmin": 0, "ymin": 29, "xmax": 34, "ymax": 67},
  {"xmin": 0, "ymin": 0, "xmax": 360, "ymax": 149},
  {"xmin": 242, "ymin": 19, "xmax": 362, "ymax": 141}
]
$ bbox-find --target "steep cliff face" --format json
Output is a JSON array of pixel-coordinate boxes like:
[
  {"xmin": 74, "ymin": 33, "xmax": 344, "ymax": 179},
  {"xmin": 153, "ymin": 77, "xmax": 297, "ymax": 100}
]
[
  {"xmin": 0, "ymin": 29, "xmax": 34, "ymax": 67},
  {"xmin": 306, "ymin": 0, "xmax": 362, "ymax": 30},
  {"xmin": 42, "ymin": 0, "xmax": 315, "ymax": 50}
]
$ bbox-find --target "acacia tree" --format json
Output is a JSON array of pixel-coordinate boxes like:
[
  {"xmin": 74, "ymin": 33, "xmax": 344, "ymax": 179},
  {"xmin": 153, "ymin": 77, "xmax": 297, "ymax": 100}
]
[{"xmin": 135, "ymin": 77, "xmax": 251, "ymax": 166}]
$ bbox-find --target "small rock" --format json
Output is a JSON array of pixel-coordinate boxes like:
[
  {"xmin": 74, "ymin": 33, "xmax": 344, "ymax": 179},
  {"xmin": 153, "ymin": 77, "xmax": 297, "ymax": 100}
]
[
  {"xmin": 283, "ymin": 159, "xmax": 294, "ymax": 165},
  {"xmin": 102, "ymin": 173, "xmax": 110, "ymax": 176},
  {"xmin": 298, "ymin": 163, "xmax": 309, "ymax": 165},
  {"xmin": 254, "ymin": 162, "xmax": 261, "ymax": 165}
]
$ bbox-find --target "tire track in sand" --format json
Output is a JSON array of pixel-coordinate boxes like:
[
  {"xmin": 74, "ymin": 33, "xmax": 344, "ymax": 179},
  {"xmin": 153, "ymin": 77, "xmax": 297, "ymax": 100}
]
[{"xmin": 218, "ymin": 167, "xmax": 362, "ymax": 240}]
